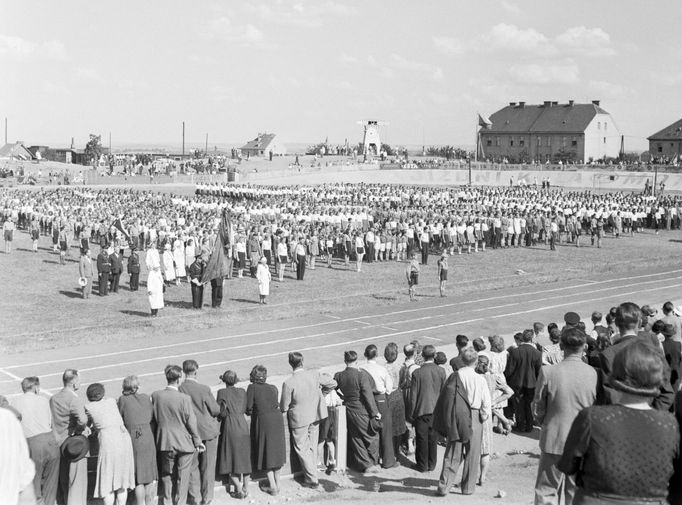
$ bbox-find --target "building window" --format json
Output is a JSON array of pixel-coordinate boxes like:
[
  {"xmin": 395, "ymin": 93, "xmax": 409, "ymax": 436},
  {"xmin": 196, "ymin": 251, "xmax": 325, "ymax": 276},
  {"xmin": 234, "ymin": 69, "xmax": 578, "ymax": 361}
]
[
  {"xmin": 604, "ymin": 123, "xmax": 607, "ymax": 132},
  {"xmin": 658, "ymin": 144, "xmax": 663, "ymax": 153},
  {"xmin": 537, "ymin": 136, "xmax": 541, "ymax": 146},
  {"xmin": 598, "ymin": 122, "xmax": 601, "ymax": 130},
  {"xmin": 603, "ymin": 137, "xmax": 606, "ymax": 144},
  {"xmin": 571, "ymin": 138, "xmax": 578, "ymax": 147},
  {"xmin": 519, "ymin": 138, "xmax": 525, "ymax": 147},
  {"xmin": 487, "ymin": 139, "xmax": 492, "ymax": 147},
  {"xmin": 510, "ymin": 139, "xmax": 514, "ymax": 147},
  {"xmin": 495, "ymin": 137, "xmax": 500, "ymax": 146}
]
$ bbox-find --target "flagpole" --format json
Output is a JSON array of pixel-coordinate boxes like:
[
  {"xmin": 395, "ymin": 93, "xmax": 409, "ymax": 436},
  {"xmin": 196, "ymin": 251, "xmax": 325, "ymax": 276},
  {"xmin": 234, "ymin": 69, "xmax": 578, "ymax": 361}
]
[{"xmin": 474, "ymin": 114, "xmax": 479, "ymax": 163}]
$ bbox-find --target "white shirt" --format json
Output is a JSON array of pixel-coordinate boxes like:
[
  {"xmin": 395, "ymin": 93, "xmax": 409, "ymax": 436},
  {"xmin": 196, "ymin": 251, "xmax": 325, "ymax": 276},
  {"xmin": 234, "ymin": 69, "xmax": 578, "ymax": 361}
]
[
  {"xmin": 0, "ymin": 408, "xmax": 35, "ymax": 505},
  {"xmin": 12, "ymin": 393, "xmax": 52, "ymax": 438},
  {"xmin": 457, "ymin": 366, "xmax": 492, "ymax": 417},
  {"xmin": 360, "ymin": 360, "xmax": 393, "ymax": 394}
]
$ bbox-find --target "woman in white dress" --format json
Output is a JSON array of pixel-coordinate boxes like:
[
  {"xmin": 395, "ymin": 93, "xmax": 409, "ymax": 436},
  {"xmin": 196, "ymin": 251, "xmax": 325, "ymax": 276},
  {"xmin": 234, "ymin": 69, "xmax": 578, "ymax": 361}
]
[
  {"xmin": 162, "ymin": 243, "xmax": 176, "ymax": 285},
  {"xmin": 173, "ymin": 238, "xmax": 186, "ymax": 285},
  {"xmin": 185, "ymin": 237, "xmax": 196, "ymax": 282},
  {"xmin": 85, "ymin": 383, "xmax": 135, "ymax": 505},
  {"xmin": 256, "ymin": 256, "xmax": 271, "ymax": 304},
  {"xmin": 145, "ymin": 245, "xmax": 164, "ymax": 316}
]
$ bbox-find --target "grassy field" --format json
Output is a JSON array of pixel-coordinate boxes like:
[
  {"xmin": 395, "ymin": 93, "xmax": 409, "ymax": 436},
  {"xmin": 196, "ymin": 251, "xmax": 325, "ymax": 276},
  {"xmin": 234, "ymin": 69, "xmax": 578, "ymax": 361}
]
[{"xmin": 1, "ymin": 222, "xmax": 680, "ymax": 354}]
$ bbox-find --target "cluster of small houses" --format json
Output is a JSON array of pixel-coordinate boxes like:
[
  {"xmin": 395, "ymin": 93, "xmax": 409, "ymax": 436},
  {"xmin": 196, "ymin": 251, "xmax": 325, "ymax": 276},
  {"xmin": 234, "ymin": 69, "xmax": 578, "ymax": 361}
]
[{"xmin": 2, "ymin": 101, "xmax": 682, "ymax": 167}]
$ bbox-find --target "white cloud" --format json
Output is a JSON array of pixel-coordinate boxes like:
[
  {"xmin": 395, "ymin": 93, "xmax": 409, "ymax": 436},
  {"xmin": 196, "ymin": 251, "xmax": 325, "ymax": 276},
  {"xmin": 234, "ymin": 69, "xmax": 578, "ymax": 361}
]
[
  {"xmin": 340, "ymin": 52, "xmax": 358, "ymax": 64},
  {"xmin": 556, "ymin": 26, "xmax": 615, "ymax": 57},
  {"xmin": 432, "ymin": 36, "xmax": 464, "ymax": 56},
  {"xmin": 210, "ymin": 85, "xmax": 242, "ymax": 104},
  {"xmin": 485, "ymin": 24, "xmax": 556, "ymax": 55},
  {"xmin": 589, "ymin": 80, "xmax": 633, "ymax": 100},
  {"xmin": 508, "ymin": 62, "xmax": 580, "ymax": 84},
  {"xmin": 367, "ymin": 55, "xmax": 377, "ymax": 67},
  {"xmin": 0, "ymin": 35, "xmax": 67, "ymax": 60},
  {"xmin": 208, "ymin": 17, "xmax": 264, "ymax": 46},
  {"xmin": 76, "ymin": 67, "xmax": 103, "ymax": 82},
  {"xmin": 500, "ymin": 1, "xmax": 521, "ymax": 14},
  {"xmin": 247, "ymin": 0, "xmax": 358, "ymax": 27},
  {"xmin": 389, "ymin": 53, "xmax": 444, "ymax": 81}
]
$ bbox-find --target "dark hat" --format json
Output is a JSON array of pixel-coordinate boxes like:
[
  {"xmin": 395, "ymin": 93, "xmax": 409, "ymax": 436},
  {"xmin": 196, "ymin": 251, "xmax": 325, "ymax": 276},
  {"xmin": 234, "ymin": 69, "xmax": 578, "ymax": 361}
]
[
  {"xmin": 564, "ymin": 312, "xmax": 581, "ymax": 326},
  {"xmin": 368, "ymin": 417, "xmax": 382, "ymax": 436},
  {"xmin": 61, "ymin": 435, "xmax": 89, "ymax": 462},
  {"xmin": 641, "ymin": 305, "xmax": 657, "ymax": 317}
]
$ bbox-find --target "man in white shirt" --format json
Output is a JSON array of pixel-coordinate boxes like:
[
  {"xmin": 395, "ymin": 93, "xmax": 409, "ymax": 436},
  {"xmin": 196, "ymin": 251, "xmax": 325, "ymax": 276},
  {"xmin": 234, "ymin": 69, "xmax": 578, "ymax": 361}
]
[
  {"xmin": 13, "ymin": 377, "xmax": 60, "ymax": 505},
  {"xmin": 360, "ymin": 345, "xmax": 397, "ymax": 468},
  {"xmin": 0, "ymin": 408, "xmax": 36, "ymax": 505}
]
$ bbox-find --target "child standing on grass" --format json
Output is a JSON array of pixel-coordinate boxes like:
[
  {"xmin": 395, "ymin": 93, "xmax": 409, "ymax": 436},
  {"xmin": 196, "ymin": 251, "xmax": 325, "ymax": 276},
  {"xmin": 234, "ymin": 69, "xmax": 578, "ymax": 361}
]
[
  {"xmin": 318, "ymin": 374, "xmax": 342, "ymax": 474},
  {"xmin": 406, "ymin": 253, "xmax": 420, "ymax": 301},
  {"xmin": 437, "ymin": 252, "xmax": 448, "ymax": 297}
]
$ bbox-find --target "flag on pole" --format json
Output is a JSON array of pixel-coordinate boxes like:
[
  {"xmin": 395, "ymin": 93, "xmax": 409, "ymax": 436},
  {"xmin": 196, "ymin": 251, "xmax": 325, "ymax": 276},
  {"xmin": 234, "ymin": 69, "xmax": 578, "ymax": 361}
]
[
  {"xmin": 111, "ymin": 218, "xmax": 130, "ymax": 242},
  {"xmin": 201, "ymin": 210, "xmax": 233, "ymax": 284},
  {"xmin": 478, "ymin": 113, "xmax": 492, "ymax": 129}
]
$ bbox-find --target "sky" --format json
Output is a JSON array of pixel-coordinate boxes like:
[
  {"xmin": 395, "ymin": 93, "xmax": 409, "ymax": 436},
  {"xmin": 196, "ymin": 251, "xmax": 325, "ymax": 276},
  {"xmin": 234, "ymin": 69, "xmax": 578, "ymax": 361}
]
[{"xmin": 1, "ymin": 0, "xmax": 681, "ymax": 151}]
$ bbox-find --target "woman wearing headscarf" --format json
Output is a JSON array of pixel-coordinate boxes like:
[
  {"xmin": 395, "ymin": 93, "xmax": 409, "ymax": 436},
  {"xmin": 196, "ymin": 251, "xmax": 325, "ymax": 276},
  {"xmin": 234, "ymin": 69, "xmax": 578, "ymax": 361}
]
[
  {"xmin": 117, "ymin": 376, "xmax": 157, "ymax": 505},
  {"xmin": 161, "ymin": 243, "xmax": 176, "ymax": 286},
  {"xmin": 216, "ymin": 370, "xmax": 251, "ymax": 499},
  {"xmin": 85, "ymin": 383, "xmax": 135, "ymax": 505},
  {"xmin": 145, "ymin": 243, "xmax": 164, "ymax": 316},
  {"xmin": 256, "ymin": 256, "xmax": 271, "ymax": 305},
  {"xmin": 172, "ymin": 236, "xmax": 186, "ymax": 285},
  {"xmin": 246, "ymin": 365, "xmax": 285, "ymax": 496}
]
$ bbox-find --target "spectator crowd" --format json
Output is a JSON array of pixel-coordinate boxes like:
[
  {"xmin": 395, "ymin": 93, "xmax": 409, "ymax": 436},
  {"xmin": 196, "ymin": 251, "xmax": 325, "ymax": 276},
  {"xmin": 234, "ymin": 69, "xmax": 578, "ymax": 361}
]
[{"xmin": 1, "ymin": 300, "xmax": 682, "ymax": 505}]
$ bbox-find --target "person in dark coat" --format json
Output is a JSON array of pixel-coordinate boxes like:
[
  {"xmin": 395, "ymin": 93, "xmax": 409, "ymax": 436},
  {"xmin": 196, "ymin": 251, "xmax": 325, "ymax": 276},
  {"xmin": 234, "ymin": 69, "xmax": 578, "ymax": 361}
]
[
  {"xmin": 189, "ymin": 254, "xmax": 204, "ymax": 309},
  {"xmin": 127, "ymin": 247, "xmax": 141, "ymax": 291},
  {"xmin": 659, "ymin": 323, "xmax": 681, "ymax": 392},
  {"xmin": 109, "ymin": 249, "xmax": 123, "ymax": 293},
  {"xmin": 598, "ymin": 302, "xmax": 675, "ymax": 411},
  {"xmin": 334, "ymin": 350, "xmax": 381, "ymax": 474},
  {"xmin": 117, "ymin": 375, "xmax": 157, "ymax": 505},
  {"xmin": 210, "ymin": 276, "xmax": 223, "ymax": 308},
  {"xmin": 96, "ymin": 247, "xmax": 111, "ymax": 296},
  {"xmin": 246, "ymin": 365, "xmax": 285, "ymax": 496},
  {"xmin": 216, "ymin": 370, "xmax": 251, "ymax": 499},
  {"xmin": 504, "ymin": 328, "xmax": 542, "ymax": 432},
  {"xmin": 179, "ymin": 360, "xmax": 220, "ymax": 505},
  {"xmin": 409, "ymin": 345, "xmax": 446, "ymax": 473}
]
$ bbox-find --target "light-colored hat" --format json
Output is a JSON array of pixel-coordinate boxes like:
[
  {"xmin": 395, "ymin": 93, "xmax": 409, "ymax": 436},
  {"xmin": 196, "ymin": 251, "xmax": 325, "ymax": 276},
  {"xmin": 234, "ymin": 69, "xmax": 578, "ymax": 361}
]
[
  {"xmin": 78, "ymin": 277, "xmax": 88, "ymax": 287},
  {"xmin": 259, "ymin": 256, "xmax": 267, "ymax": 263}
]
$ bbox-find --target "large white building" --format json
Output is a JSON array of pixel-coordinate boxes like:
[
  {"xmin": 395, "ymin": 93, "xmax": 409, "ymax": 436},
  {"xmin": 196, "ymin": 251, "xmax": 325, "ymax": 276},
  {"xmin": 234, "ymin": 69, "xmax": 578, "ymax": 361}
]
[
  {"xmin": 479, "ymin": 100, "xmax": 620, "ymax": 163},
  {"xmin": 239, "ymin": 133, "xmax": 286, "ymax": 158}
]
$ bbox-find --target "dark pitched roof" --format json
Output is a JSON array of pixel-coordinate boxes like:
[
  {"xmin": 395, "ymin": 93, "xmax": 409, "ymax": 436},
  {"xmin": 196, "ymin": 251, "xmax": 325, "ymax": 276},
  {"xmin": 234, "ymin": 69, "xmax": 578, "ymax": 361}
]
[
  {"xmin": 648, "ymin": 119, "xmax": 682, "ymax": 141},
  {"xmin": 241, "ymin": 133, "xmax": 276, "ymax": 151},
  {"xmin": 485, "ymin": 103, "xmax": 608, "ymax": 134},
  {"xmin": 0, "ymin": 142, "xmax": 35, "ymax": 160}
]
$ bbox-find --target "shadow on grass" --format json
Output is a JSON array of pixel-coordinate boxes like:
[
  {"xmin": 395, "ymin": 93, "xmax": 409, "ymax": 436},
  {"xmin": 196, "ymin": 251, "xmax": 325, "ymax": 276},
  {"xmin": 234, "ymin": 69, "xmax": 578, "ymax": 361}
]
[
  {"xmin": 669, "ymin": 239, "xmax": 682, "ymax": 243},
  {"xmin": 509, "ymin": 428, "xmax": 540, "ymax": 441},
  {"xmin": 165, "ymin": 300, "xmax": 194, "ymax": 309},
  {"xmin": 58, "ymin": 290, "xmax": 82, "ymax": 299},
  {"xmin": 120, "ymin": 309, "xmax": 152, "ymax": 317},
  {"xmin": 230, "ymin": 298, "xmax": 261, "ymax": 305},
  {"xmin": 42, "ymin": 259, "xmax": 59, "ymax": 264},
  {"xmin": 506, "ymin": 450, "xmax": 541, "ymax": 460},
  {"xmin": 371, "ymin": 294, "xmax": 398, "ymax": 301},
  {"xmin": 345, "ymin": 470, "xmax": 435, "ymax": 495}
]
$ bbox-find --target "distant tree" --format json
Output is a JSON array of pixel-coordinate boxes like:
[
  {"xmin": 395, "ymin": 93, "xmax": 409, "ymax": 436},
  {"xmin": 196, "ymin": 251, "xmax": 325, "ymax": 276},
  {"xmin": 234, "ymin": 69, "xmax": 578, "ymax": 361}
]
[
  {"xmin": 84, "ymin": 134, "xmax": 103, "ymax": 167},
  {"xmin": 381, "ymin": 143, "xmax": 395, "ymax": 156},
  {"xmin": 426, "ymin": 145, "xmax": 469, "ymax": 160}
]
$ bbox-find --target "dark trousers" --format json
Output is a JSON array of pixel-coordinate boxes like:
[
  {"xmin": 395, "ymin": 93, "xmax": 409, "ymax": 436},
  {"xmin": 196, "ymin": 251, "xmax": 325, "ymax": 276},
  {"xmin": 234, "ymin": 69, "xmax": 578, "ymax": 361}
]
[
  {"xmin": 494, "ymin": 228, "xmax": 502, "ymax": 248},
  {"xmin": 414, "ymin": 414, "xmax": 438, "ymax": 472},
  {"xmin": 549, "ymin": 233, "xmax": 556, "ymax": 250},
  {"xmin": 27, "ymin": 432, "xmax": 60, "ymax": 505},
  {"xmin": 366, "ymin": 242, "xmax": 374, "ymax": 263},
  {"xmin": 191, "ymin": 284, "xmax": 204, "ymax": 309},
  {"xmin": 296, "ymin": 254, "xmax": 306, "ymax": 280},
  {"xmin": 438, "ymin": 410, "xmax": 483, "ymax": 495},
  {"xmin": 58, "ymin": 451, "xmax": 87, "ymax": 505},
  {"xmin": 130, "ymin": 272, "xmax": 139, "ymax": 290},
  {"xmin": 109, "ymin": 272, "xmax": 120, "ymax": 292},
  {"xmin": 160, "ymin": 450, "xmax": 193, "ymax": 505},
  {"xmin": 98, "ymin": 272, "xmax": 109, "ymax": 295},
  {"xmin": 374, "ymin": 394, "xmax": 396, "ymax": 468},
  {"xmin": 420, "ymin": 241, "xmax": 429, "ymax": 265},
  {"xmin": 346, "ymin": 408, "xmax": 379, "ymax": 471},
  {"xmin": 189, "ymin": 437, "xmax": 218, "ymax": 505},
  {"xmin": 511, "ymin": 386, "xmax": 535, "ymax": 432},
  {"xmin": 210, "ymin": 277, "xmax": 223, "ymax": 307},
  {"xmin": 407, "ymin": 238, "xmax": 414, "ymax": 257}
]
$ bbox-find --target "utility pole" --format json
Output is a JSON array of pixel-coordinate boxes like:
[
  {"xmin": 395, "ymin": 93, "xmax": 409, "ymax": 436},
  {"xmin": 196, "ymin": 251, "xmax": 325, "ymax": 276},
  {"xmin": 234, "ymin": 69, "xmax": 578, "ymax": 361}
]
[{"xmin": 182, "ymin": 121, "xmax": 185, "ymax": 158}]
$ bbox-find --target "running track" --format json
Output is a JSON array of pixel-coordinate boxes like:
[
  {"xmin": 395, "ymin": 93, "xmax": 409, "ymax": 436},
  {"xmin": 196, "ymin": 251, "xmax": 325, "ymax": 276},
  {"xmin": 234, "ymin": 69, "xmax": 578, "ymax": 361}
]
[{"xmin": 1, "ymin": 267, "xmax": 681, "ymax": 397}]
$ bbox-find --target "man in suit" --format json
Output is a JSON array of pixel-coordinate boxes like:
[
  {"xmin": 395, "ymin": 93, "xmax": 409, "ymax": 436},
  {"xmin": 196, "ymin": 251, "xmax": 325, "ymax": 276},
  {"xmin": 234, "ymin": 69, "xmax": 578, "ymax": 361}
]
[
  {"xmin": 189, "ymin": 254, "xmax": 204, "ymax": 309},
  {"xmin": 13, "ymin": 376, "xmax": 60, "ymax": 505},
  {"xmin": 96, "ymin": 247, "xmax": 110, "ymax": 296},
  {"xmin": 109, "ymin": 248, "xmax": 123, "ymax": 293},
  {"xmin": 532, "ymin": 328, "xmax": 598, "ymax": 505},
  {"xmin": 179, "ymin": 360, "xmax": 220, "ymax": 505},
  {"xmin": 504, "ymin": 328, "xmax": 542, "ymax": 432},
  {"xmin": 127, "ymin": 246, "xmax": 141, "ymax": 291},
  {"xmin": 49, "ymin": 369, "xmax": 88, "ymax": 505},
  {"xmin": 152, "ymin": 364, "xmax": 206, "ymax": 505},
  {"xmin": 280, "ymin": 352, "xmax": 327, "ymax": 488},
  {"xmin": 436, "ymin": 348, "xmax": 491, "ymax": 496},
  {"xmin": 409, "ymin": 345, "xmax": 446, "ymax": 472},
  {"xmin": 334, "ymin": 350, "xmax": 381, "ymax": 474},
  {"xmin": 598, "ymin": 302, "xmax": 674, "ymax": 410}
]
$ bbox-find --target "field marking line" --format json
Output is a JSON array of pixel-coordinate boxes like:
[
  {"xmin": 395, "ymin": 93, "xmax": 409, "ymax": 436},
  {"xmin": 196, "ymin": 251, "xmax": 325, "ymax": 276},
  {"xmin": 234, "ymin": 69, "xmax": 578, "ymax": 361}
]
[
  {"xmin": 325, "ymin": 315, "xmax": 341, "ymax": 320},
  {"xmin": 32, "ymin": 280, "xmax": 682, "ymax": 392},
  {"xmin": 0, "ymin": 368, "xmax": 21, "ymax": 381},
  {"xmin": 7, "ymin": 269, "xmax": 681, "ymax": 371},
  {"xmin": 573, "ymin": 279, "xmax": 599, "ymax": 285}
]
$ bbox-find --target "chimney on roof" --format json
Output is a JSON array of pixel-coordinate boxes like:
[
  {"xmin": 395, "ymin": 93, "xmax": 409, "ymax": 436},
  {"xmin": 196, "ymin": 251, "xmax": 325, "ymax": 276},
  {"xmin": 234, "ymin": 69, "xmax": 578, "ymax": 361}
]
[
  {"xmin": 568, "ymin": 100, "xmax": 574, "ymax": 107},
  {"xmin": 543, "ymin": 101, "xmax": 551, "ymax": 107},
  {"xmin": 551, "ymin": 101, "xmax": 558, "ymax": 106},
  {"xmin": 509, "ymin": 102, "xmax": 516, "ymax": 107},
  {"xmin": 71, "ymin": 137, "xmax": 74, "ymax": 149},
  {"xmin": 592, "ymin": 100, "xmax": 600, "ymax": 106},
  {"xmin": 519, "ymin": 101, "xmax": 525, "ymax": 108}
]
